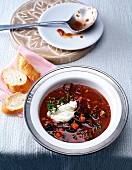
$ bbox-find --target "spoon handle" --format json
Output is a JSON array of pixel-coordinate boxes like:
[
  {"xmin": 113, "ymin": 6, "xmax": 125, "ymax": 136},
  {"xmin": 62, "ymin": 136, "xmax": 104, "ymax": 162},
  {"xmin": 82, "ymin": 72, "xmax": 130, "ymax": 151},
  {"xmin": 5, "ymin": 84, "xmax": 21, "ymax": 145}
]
[{"xmin": 0, "ymin": 21, "xmax": 66, "ymax": 31}]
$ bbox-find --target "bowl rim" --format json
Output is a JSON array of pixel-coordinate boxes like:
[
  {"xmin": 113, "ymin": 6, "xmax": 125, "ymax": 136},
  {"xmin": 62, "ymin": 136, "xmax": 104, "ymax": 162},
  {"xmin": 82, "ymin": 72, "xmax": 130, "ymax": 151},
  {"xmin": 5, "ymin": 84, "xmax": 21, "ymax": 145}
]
[{"xmin": 24, "ymin": 66, "xmax": 129, "ymax": 155}]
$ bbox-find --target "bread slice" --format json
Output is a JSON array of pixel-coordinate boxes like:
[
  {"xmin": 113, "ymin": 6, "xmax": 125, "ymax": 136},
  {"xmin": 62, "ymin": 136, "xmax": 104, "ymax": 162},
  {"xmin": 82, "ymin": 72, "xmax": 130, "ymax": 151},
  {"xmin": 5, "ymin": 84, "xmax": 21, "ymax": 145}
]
[
  {"xmin": 1, "ymin": 92, "xmax": 26, "ymax": 115},
  {"xmin": 2, "ymin": 67, "xmax": 31, "ymax": 93},
  {"xmin": 17, "ymin": 53, "xmax": 41, "ymax": 82}
]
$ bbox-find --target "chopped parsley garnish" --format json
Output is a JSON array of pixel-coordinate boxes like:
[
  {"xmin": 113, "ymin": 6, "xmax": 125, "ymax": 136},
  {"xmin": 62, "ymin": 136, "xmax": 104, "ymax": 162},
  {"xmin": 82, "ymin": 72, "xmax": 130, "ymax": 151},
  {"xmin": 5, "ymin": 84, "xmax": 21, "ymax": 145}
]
[
  {"xmin": 92, "ymin": 124, "xmax": 102, "ymax": 133},
  {"xmin": 92, "ymin": 113, "xmax": 96, "ymax": 118},
  {"xmin": 66, "ymin": 94, "xmax": 73, "ymax": 102},
  {"xmin": 95, "ymin": 120, "xmax": 100, "ymax": 125},
  {"xmin": 87, "ymin": 135, "xmax": 92, "ymax": 139},
  {"xmin": 46, "ymin": 94, "xmax": 73, "ymax": 114},
  {"xmin": 73, "ymin": 134, "xmax": 77, "ymax": 140},
  {"xmin": 92, "ymin": 127, "xmax": 95, "ymax": 133},
  {"xmin": 51, "ymin": 132, "xmax": 55, "ymax": 137},
  {"xmin": 97, "ymin": 125, "xmax": 102, "ymax": 129},
  {"xmin": 97, "ymin": 125, "xmax": 102, "ymax": 134},
  {"xmin": 80, "ymin": 130, "xmax": 84, "ymax": 134},
  {"xmin": 59, "ymin": 98, "xmax": 66, "ymax": 105},
  {"xmin": 46, "ymin": 102, "xmax": 58, "ymax": 115}
]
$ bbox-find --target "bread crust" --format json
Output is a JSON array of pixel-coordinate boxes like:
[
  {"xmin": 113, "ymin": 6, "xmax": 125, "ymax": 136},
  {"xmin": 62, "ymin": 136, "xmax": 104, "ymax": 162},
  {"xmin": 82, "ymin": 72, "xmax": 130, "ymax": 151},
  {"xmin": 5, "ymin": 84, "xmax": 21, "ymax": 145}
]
[
  {"xmin": 7, "ymin": 78, "xmax": 31, "ymax": 93},
  {"xmin": 1, "ymin": 93, "xmax": 24, "ymax": 115},
  {"xmin": 2, "ymin": 67, "xmax": 31, "ymax": 93},
  {"xmin": 17, "ymin": 53, "xmax": 41, "ymax": 82}
]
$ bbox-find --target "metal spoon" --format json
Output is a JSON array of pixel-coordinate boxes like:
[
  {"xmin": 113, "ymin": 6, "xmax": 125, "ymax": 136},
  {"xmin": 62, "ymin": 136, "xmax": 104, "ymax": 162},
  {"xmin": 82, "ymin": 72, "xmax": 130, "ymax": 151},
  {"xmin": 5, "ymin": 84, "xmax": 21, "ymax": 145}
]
[{"xmin": 0, "ymin": 7, "xmax": 98, "ymax": 32}]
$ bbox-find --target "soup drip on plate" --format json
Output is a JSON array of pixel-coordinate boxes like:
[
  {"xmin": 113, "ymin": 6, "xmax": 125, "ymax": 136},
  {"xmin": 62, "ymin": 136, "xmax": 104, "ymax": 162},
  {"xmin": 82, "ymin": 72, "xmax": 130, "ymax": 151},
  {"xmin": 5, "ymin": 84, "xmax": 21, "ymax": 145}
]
[{"xmin": 39, "ymin": 83, "xmax": 111, "ymax": 143}]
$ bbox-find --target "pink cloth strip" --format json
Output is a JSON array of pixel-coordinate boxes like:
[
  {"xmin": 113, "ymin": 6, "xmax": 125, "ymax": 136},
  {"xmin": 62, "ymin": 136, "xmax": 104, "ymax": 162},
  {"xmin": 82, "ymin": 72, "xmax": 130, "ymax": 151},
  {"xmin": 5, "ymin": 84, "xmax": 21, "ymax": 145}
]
[{"xmin": 0, "ymin": 46, "xmax": 57, "ymax": 117}]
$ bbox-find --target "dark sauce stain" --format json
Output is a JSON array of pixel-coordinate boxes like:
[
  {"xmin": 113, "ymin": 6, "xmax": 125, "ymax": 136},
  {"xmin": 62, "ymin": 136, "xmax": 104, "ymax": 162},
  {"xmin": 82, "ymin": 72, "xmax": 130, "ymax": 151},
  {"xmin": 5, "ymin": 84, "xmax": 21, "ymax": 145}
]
[
  {"xmin": 57, "ymin": 29, "xmax": 83, "ymax": 39},
  {"xmin": 69, "ymin": 20, "xmax": 84, "ymax": 30},
  {"xmin": 57, "ymin": 29, "xmax": 77, "ymax": 38},
  {"xmin": 85, "ymin": 18, "xmax": 89, "ymax": 22},
  {"xmin": 80, "ymin": 35, "xmax": 83, "ymax": 38}
]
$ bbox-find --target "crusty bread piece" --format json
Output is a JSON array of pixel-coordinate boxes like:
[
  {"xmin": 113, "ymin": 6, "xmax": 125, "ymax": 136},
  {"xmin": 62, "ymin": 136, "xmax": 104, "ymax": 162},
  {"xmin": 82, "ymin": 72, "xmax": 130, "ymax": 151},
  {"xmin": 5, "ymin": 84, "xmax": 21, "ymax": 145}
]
[
  {"xmin": 1, "ymin": 92, "xmax": 26, "ymax": 115},
  {"xmin": 17, "ymin": 53, "xmax": 41, "ymax": 82},
  {"xmin": 2, "ymin": 67, "xmax": 31, "ymax": 93}
]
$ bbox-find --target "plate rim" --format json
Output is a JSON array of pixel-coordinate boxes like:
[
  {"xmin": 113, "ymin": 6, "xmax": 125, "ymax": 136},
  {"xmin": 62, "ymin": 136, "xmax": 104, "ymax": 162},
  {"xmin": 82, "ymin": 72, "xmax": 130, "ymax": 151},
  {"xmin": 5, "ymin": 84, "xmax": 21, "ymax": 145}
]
[
  {"xmin": 24, "ymin": 66, "xmax": 129, "ymax": 155},
  {"xmin": 38, "ymin": 3, "xmax": 104, "ymax": 50}
]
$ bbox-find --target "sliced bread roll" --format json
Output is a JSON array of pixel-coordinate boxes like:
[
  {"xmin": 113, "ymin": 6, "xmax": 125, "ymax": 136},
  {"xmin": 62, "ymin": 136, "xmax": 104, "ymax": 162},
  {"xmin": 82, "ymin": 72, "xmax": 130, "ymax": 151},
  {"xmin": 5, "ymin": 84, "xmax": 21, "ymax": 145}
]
[
  {"xmin": 17, "ymin": 53, "xmax": 41, "ymax": 82},
  {"xmin": 2, "ymin": 67, "xmax": 31, "ymax": 93},
  {"xmin": 1, "ymin": 92, "xmax": 26, "ymax": 115}
]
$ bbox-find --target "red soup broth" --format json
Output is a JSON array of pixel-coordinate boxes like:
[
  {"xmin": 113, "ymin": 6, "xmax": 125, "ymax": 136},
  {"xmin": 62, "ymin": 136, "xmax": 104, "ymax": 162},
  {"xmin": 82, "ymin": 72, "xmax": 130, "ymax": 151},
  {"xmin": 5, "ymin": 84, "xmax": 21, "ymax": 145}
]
[{"xmin": 39, "ymin": 83, "xmax": 111, "ymax": 143}]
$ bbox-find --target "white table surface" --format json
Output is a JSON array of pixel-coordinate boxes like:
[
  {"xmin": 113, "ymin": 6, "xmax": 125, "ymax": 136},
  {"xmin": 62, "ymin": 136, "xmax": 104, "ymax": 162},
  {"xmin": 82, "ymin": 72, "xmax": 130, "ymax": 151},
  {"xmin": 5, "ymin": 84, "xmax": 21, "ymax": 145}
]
[{"xmin": 0, "ymin": 0, "xmax": 132, "ymax": 169}]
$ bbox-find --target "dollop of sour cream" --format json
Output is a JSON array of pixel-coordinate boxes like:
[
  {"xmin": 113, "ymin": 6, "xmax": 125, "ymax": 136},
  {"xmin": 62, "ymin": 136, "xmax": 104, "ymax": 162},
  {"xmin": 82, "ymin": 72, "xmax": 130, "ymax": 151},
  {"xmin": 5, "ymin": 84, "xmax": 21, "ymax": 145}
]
[{"xmin": 47, "ymin": 101, "xmax": 77, "ymax": 122}]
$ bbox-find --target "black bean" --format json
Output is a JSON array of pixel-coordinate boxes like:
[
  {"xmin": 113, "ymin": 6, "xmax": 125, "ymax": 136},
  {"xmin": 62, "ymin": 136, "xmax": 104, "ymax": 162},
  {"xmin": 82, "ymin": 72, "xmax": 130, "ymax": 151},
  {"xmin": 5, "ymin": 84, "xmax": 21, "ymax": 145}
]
[
  {"xmin": 85, "ymin": 114, "xmax": 90, "ymax": 120},
  {"xmin": 77, "ymin": 121, "xmax": 82, "ymax": 128},
  {"xmin": 74, "ymin": 112, "xmax": 80, "ymax": 119},
  {"xmin": 58, "ymin": 121, "xmax": 63, "ymax": 124},
  {"xmin": 45, "ymin": 123, "xmax": 53, "ymax": 131},
  {"xmin": 67, "ymin": 118, "xmax": 74, "ymax": 125},
  {"xmin": 65, "ymin": 128, "xmax": 76, "ymax": 133}
]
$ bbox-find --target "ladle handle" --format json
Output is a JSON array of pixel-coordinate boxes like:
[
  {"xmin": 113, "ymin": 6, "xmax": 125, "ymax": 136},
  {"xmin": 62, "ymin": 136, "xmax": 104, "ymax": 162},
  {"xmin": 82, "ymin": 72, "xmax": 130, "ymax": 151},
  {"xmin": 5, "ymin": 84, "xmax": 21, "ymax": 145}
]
[{"xmin": 0, "ymin": 21, "xmax": 66, "ymax": 31}]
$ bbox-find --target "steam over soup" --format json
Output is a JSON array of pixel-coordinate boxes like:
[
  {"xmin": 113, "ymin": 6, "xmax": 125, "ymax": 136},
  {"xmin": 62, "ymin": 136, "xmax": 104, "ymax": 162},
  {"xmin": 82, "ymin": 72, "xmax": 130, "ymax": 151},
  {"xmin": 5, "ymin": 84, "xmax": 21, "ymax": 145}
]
[{"xmin": 39, "ymin": 83, "xmax": 111, "ymax": 143}]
